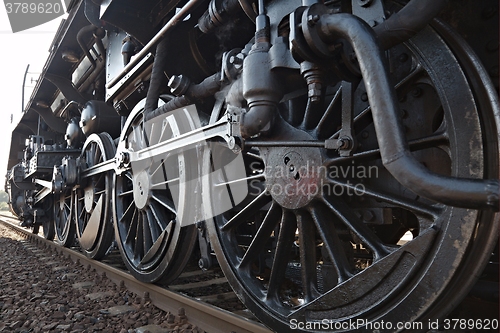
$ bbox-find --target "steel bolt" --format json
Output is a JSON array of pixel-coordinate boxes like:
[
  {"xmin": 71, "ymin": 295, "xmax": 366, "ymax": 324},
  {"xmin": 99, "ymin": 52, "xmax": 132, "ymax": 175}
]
[
  {"xmin": 398, "ymin": 53, "xmax": 409, "ymax": 63},
  {"xmin": 338, "ymin": 137, "xmax": 352, "ymax": 149},
  {"xmin": 168, "ymin": 75, "xmax": 190, "ymax": 96},
  {"xmin": 307, "ymin": 14, "xmax": 320, "ymax": 26},
  {"xmin": 308, "ymin": 82, "xmax": 322, "ymax": 103},
  {"xmin": 363, "ymin": 210, "xmax": 375, "ymax": 222},
  {"xmin": 361, "ymin": 130, "xmax": 369, "ymax": 139},
  {"xmin": 229, "ymin": 53, "xmax": 244, "ymax": 70},
  {"xmin": 361, "ymin": 92, "xmax": 368, "ymax": 102}
]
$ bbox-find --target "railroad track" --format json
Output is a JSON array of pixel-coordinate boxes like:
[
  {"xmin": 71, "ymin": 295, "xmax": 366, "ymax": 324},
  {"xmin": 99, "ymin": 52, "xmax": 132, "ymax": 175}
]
[{"xmin": 0, "ymin": 214, "xmax": 272, "ymax": 333}]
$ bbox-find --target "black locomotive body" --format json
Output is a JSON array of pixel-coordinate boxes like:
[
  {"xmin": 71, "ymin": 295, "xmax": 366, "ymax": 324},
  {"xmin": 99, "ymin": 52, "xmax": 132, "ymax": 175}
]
[{"xmin": 5, "ymin": 0, "xmax": 499, "ymax": 331}]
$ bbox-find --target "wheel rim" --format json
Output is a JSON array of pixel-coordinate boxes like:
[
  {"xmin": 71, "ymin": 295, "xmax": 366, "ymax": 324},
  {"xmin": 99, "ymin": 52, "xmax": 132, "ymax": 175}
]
[
  {"xmin": 206, "ymin": 24, "xmax": 499, "ymax": 331},
  {"xmin": 54, "ymin": 190, "xmax": 76, "ymax": 247},
  {"xmin": 113, "ymin": 104, "xmax": 198, "ymax": 284},
  {"xmin": 75, "ymin": 133, "xmax": 116, "ymax": 259}
]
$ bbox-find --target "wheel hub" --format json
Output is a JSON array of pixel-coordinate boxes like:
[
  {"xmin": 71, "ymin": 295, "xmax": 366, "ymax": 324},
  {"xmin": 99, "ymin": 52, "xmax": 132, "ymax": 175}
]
[
  {"xmin": 133, "ymin": 170, "xmax": 151, "ymax": 210},
  {"xmin": 84, "ymin": 187, "xmax": 94, "ymax": 213},
  {"xmin": 262, "ymin": 123, "xmax": 324, "ymax": 209}
]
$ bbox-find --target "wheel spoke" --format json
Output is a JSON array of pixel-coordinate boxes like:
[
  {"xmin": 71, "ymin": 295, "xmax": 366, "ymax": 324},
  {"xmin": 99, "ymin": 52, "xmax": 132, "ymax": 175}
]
[
  {"xmin": 151, "ymin": 192, "xmax": 177, "ymax": 215},
  {"xmin": 266, "ymin": 210, "xmax": 297, "ymax": 302},
  {"xmin": 145, "ymin": 208, "xmax": 160, "ymax": 242},
  {"xmin": 221, "ymin": 190, "xmax": 271, "ymax": 231},
  {"xmin": 214, "ymin": 174, "xmax": 265, "ymax": 187},
  {"xmin": 125, "ymin": 208, "xmax": 138, "ymax": 244},
  {"xmin": 302, "ymin": 100, "xmax": 323, "ymax": 130},
  {"xmin": 151, "ymin": 177, "xmax": 180, "ymax": 190},
  {"xmin": 296, "ymin": 210, "xmax": 320, "ymax": 302},
  {"xmin": 143, "ymin": 211, "xmax": 154, "ymax": 253},
  {"xmin": 324, "ymin": 132, "xmax": 449, "ymax": 166},
  {"xmin": 134, "ymin": 211, "xmax": 144, "ymax": 259},
  {"xmin": 150, "ymin": 156, "xmax": 174, "ymax": 178},
  {"xmin": 321, "ymin": 196, "xmax": 392, "ymax": 260},
  {"xmin": 125, "ymin": 172, "xmax": 133, "ymax": 181},
  {"xmin": 245, "ymin": 150, "xmax": 263, "ymax": 161},
  {"xmin": 328, "ymin": 63, "xmax": 426, "ymax": 141},
  {"xmin": 316, "ymin": 87, "xmax": 342, "ymax": 138},
  {"xmin": 120, "ymin": 200, "xmax": 135, "ymax": 224},
  {"xmin": 309, "ymin": 203, "xmax": 353, "ymax": 283},
  {"xmin": 95, "ymin": 189, "xmax": 106, "ymax": 196},
  {"xmin": 118, "ymin": 189, "xmax": 134, "ymax": 198},
  {"xmin": 325, "ymin": 178, "xmax": 440, "ymax": 218},
  {"xmin": 150, "ymin": 201, "xmax": 168, "ymax": 230},
  {"xmin": 239, "ymin": 201, "xmax": 281, "ymax": 268}
]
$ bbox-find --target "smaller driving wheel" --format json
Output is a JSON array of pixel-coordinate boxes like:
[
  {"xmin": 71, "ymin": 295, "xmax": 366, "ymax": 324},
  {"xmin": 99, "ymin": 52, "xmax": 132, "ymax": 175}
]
[
  {"xmin": 75, "ymin": 133, "xmax": 116, "ymax": 259},
  {"xmin": 113, "ymin": 104, "xmax": 198, "ymax": 284},
  {"xmin": 54, "ymin": 190, "xmax": 76, "ymax": 247},
  {"xmin": 42, "ymin": 196, "xmax": 55, "ymax": 240}
]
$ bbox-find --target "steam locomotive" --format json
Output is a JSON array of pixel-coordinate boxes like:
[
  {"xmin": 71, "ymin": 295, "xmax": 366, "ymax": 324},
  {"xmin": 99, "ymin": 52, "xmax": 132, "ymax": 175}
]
[{"xmin": 5, "ymin": 0, "xmax": 499, "ymax": 331}]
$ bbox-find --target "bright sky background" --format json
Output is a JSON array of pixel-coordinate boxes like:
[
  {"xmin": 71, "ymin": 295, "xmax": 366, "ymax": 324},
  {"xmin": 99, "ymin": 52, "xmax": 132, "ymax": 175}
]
[{"xmin": 0, "ymin": 10, "xmax": 66, "ymax": 177}]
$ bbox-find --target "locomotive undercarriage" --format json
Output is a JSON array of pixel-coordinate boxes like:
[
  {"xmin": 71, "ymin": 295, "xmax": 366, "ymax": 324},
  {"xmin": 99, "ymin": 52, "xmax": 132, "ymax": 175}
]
[{"xmin": 6, "ymin": 0, "xmax": 499, "ymax": 331}]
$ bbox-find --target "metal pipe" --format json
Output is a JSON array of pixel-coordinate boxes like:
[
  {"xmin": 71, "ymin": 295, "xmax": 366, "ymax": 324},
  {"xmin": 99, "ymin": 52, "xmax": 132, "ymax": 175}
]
[
  {"xmin": 315, "ymin": 13, "xmax": 499, "ymax": 210},
  {"xmin": 106, "ymin": 0, "xmax": 204, "ymax": 89},
  {"xmin": 144, "ymin": 38, "xmax": 169, "ymax": 113},
  {"xmin": 22, "ymin": 64, "xmax": 29, "ymax": 113},
  {"xmin": 375, "ymin": 0, "xmax": 448, "ymax": 50},
  {"xmin": 76, "ymin": 25, "xmax": 98, "ymax": 87},
  {"xmin": 144, "ymin": 72, "xmax": 222, "ymax": 122}
]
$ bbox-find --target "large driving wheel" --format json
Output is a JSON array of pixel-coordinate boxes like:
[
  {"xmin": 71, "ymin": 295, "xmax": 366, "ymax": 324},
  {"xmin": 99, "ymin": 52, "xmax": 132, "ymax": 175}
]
[
  {"xmin": 75, "ymin": 133, "xmax": 116, "ymax": 259},
  {"xmin": 205, "ymin": 22, "xmax": 499, "ymax": 331},
  {"xmin": 54, "ymin": 190, "xmax": 76, "ymax": 247},
  {"xmin": 112, "ymin": 103, "xmax": 198, "ymax": 284}
]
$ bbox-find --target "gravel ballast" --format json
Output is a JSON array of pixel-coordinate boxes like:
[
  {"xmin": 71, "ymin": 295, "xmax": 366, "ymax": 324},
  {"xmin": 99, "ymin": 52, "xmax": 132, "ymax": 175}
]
[{"xmin": 0, "ymin": 223, "xmax": 205, "ymax": 333}]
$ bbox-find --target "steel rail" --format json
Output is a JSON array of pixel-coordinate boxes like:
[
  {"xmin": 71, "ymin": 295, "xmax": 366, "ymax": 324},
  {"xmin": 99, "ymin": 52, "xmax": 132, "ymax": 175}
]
[{"xmin": 0, "ymin": 216, "xmax": 271, "ymax": 333}]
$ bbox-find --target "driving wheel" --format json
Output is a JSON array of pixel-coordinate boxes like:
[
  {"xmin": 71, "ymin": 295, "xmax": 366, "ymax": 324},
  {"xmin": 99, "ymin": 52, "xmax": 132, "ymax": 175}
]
[
  {"xmin": 54, "ymin": 190, "xmax": 76, "ymax": 247},
  {"xmin": 112, "ymin": 103, "xmax": 198, "ymax": 284},
  {"xmin": 75, "ymin": 133, "xmax": 116, "ymax": 259},
  {"xmin": 205, "ymin": 21, "xmax": 499, "ymax": 332}
]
